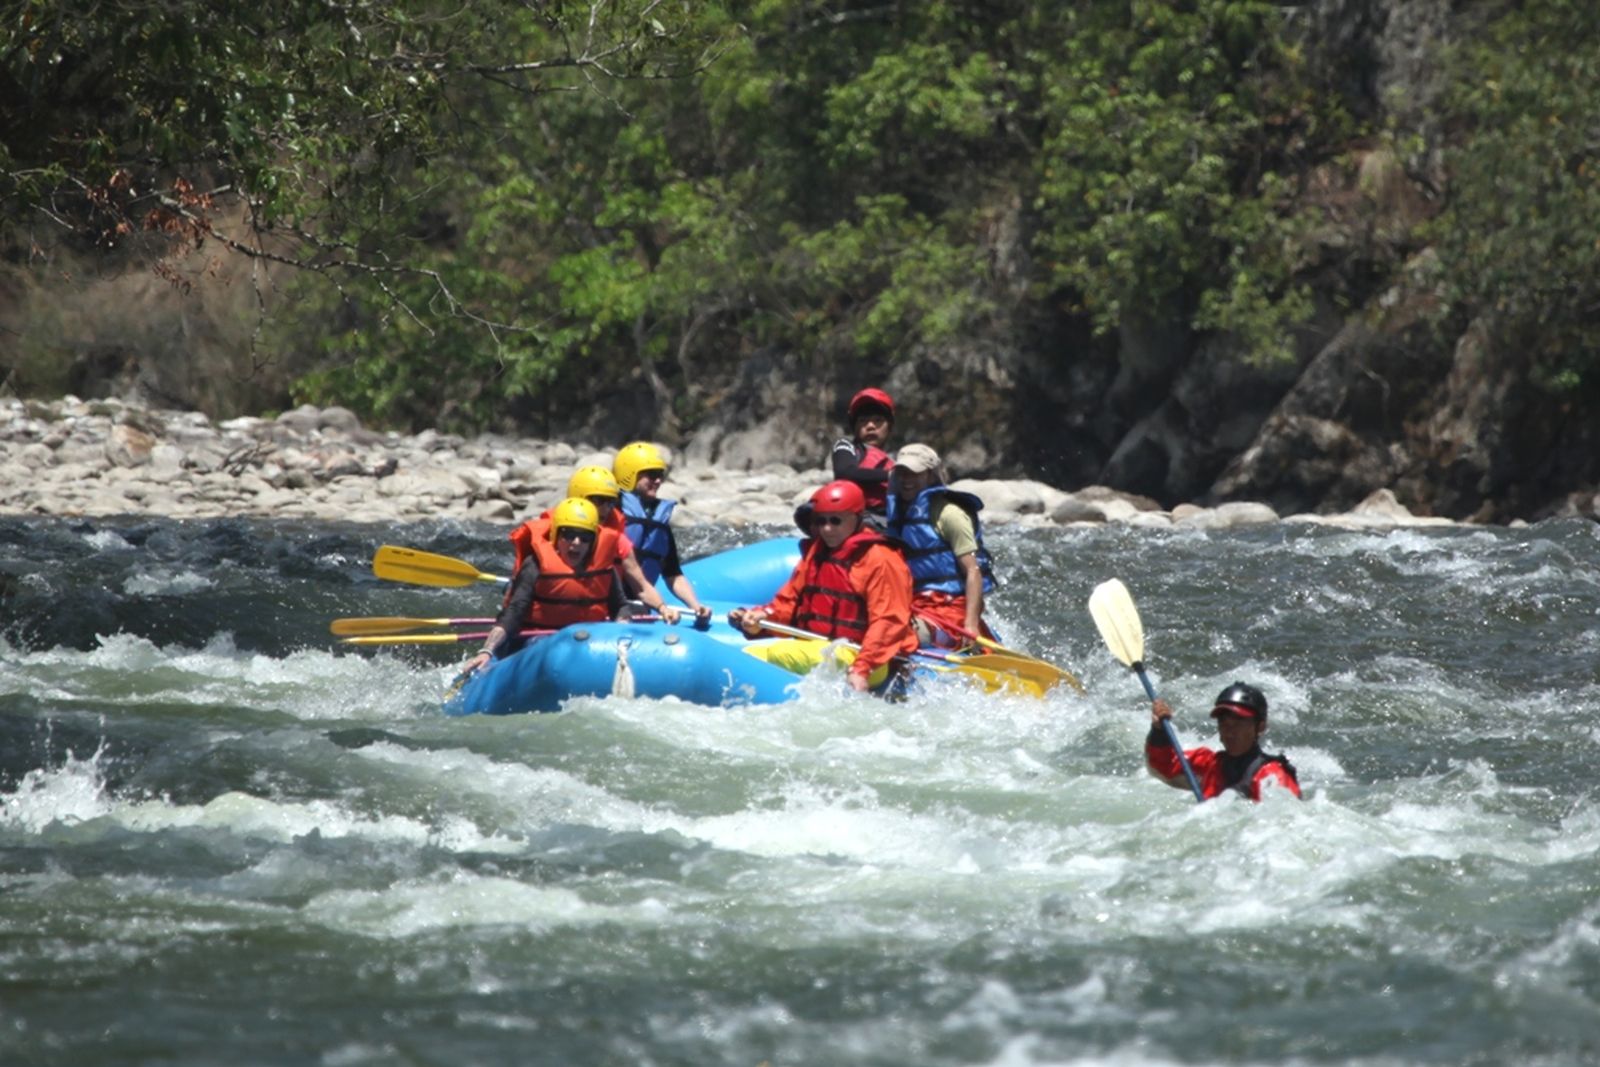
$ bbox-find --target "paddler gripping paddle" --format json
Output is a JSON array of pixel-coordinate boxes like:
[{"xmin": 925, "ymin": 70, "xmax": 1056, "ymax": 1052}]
[{"xmin": 1088, "ymin": 578, "xmax": 1204, "ymax": 802}]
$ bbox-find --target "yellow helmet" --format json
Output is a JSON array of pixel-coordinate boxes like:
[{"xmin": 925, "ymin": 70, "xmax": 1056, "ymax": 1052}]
[
  {"xmin": 613, "ymin": 441, "xmax": 669, "ymax": 491},
  {"xmin": 548, "ymin": 497, "xmax": 601, "ymax": 543},
  {"xmin": 566, "ymin": 465, "xmax": 620, "ymax": 500}
]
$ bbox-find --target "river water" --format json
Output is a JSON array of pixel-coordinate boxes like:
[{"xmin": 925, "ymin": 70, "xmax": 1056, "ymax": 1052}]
[{"xmin": 3, "ymin": 514, "xmax": 1599, "ymax": 1066}]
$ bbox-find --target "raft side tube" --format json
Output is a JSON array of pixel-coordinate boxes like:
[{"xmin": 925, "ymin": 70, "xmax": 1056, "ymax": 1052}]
[
  {"xmin": 657, "ymin": 536, "xmax": 801, "ymax": 607},
  {"xmin": 444, "ymin": 621, "xmax": 803, "ymax": 715}
]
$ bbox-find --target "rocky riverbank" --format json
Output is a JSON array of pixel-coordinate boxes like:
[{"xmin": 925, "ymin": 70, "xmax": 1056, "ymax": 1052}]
[{"xmin": 0, "ymin": 396, "xmax": 1471, "ymax": 529}]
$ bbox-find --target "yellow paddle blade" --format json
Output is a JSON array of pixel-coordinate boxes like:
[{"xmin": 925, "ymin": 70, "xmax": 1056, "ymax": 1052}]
[
  {"xmin": 752, "ymin": 617, "xmax": 1044, "ymax": 698},
  {"xmin": 741, "ymin": 637, "xmax": 833, "ymax": 674},
  {"xmin": 911, "ymin": 612, "xmax": 1081, "ymax": 693},
  {"xmin": 1088, "ymin": 578, "xmax": 1145, "ymax": 668},
  {"xmin": 372, "ymin": 545, "xmax": 507, "ymax": 587},
  {"xmin": 330, "ymin": 616, "xmax": 490, "ymax": 637},
  {"xmin": 969, "ymin": 651, "xmax": 1085, "ymax": 694},
  {"xmin": 934, "ymin": 662, "xmax": 1045, "ymax": 698}
]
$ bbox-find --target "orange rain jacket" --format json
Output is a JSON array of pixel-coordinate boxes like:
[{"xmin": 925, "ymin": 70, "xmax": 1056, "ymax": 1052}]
[{"xmin": 758, "ymin": 529, "xmax": 919, "ymax": 681}]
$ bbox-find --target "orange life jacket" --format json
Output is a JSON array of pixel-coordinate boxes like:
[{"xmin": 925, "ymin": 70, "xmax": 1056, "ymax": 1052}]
[
  {"xmin": 507, "ymin": 517, "xmax": 622, "ymax": 627},
  {"xmin": 794, "ymin": 528, "xmax": 889, "ymax": 640}
]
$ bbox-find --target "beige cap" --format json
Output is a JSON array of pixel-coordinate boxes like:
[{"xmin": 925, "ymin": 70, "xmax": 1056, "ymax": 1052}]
[{"xmin": 895, "ymin": 443, "xmax": 942, "ymax": 473}]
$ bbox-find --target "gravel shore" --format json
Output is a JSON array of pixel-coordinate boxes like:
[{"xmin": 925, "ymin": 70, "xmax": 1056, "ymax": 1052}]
[{"xmin": 0, "ymin": 396, "xmax": 1463, "ymax": 530}]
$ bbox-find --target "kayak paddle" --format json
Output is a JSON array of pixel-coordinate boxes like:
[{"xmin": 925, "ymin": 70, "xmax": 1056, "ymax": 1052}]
[
  {"xmin": 373, "ymin": 545, "xmax": 508, "ymax": 587},
  {"xmin": 1087, "ymin": 578, "xmax": 1204, "ymax": 802}
]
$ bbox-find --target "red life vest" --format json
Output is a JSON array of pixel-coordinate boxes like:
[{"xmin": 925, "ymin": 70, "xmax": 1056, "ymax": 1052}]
[
  {"xmin": 857, "ymin": 443, "xmax": 894, "ymax": 511},
  {"xmin": 794, "ymin": 528, "xmax": 888, "ymax": 640},
  {"xmin": 507, "ymin": 518, "xmax": 622, "ymax": 627}
]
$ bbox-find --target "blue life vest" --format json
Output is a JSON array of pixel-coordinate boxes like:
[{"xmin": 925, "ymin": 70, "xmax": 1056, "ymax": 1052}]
[
  {"xmin": 620, "ymin": 491, "xmax": 675, "ymax": 585},
  {"xmin": 886, "ymin": 486, "xmax": 996, "ymax": 595}
]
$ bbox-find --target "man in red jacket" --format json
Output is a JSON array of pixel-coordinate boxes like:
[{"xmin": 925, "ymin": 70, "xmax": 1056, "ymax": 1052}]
[
  {"xmin": 730, "ymin": 480, "xmax": 918, "ymax": 692},
  {"xmin": 1146, "ymin": 682, "xmax": 1302, "ymax": 801}
]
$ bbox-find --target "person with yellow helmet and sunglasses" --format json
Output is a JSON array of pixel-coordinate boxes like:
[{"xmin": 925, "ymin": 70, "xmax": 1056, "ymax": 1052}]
[
  {"xmin": 462, "ymin": 497, "xmax": 628, "ymax": 675},
  {"xmin": 612, "ymin": 442, "xmax": 712, "ymax": 625},
  {"xmin": 564, "ymin": 464, "xmax": 682, "ymax": 625}
]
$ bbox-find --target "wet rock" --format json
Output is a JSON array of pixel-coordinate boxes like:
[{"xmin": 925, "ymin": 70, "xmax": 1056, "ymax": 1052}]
[{"xmin": 105, "ymin": 423, "xmax": 156, "ymax": 467}]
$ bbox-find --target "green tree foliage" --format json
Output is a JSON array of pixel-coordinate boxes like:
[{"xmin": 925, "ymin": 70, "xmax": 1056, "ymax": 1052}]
[
  {"xmin": 1429, "ymin": 0, "xmax": 1600, "ymax": 393},
  {"xmin": 4, "ymin": 1, "xmax": 447, "ymax": 254},
  {"xmin": 3, "ymin": 0, "xmax": 1345, "ymax": 431},
  {"xmin": 1031, "ymin": 1, "xmax": 1318, "ymax": 363},
  {"xmin": 1, "ymin": 0, "xmax": 730, "ymax": 419}
]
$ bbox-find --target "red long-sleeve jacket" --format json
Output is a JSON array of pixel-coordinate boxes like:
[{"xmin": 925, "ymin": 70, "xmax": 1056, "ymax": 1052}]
[
  {"xmin": 759, "ymin": 533, "xmax": 918, "ymax": 680},
  {"xmin": 1146, "ymin": 730, "xmax": 1301, "ymax": 801}
]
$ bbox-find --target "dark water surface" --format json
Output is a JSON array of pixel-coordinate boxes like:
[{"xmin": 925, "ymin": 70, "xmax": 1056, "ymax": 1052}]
[{"xmin": 3, "ymin": 515, "xmax": 1599, "ymax": 1066}]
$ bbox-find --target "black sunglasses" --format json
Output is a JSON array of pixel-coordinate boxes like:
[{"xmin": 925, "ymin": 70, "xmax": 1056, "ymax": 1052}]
[
  {"xmin": 556, "ymin": 529, "xmax": 596, "ymax": 542},
  {"xmin": 811, "ymin": 515, "xmax": 848, "ymax": 527}
]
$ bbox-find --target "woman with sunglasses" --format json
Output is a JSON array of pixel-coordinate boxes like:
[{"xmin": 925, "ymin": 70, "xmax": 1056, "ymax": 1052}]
[
  {"xmin": 461, "ymin": 497, "xmax": 627, "ymax": 675},
  {"xmin": 730, "ymin": 481, "xmax": 918, "ymax": 693}
]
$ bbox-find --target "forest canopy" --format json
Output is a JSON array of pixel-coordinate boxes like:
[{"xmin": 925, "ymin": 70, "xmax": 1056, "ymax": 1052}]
[{"xmin": 2, "ymin": 0, "xmax": 1597, "ymax": 436}]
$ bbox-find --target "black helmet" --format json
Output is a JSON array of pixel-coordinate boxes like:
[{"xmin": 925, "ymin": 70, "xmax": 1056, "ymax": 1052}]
[{"xmin": 1211, "ymin": 681, "xmax": 1268, "ymax": 723}]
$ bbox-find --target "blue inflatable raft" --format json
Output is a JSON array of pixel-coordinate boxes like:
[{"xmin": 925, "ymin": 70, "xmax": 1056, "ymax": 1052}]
[
  {"xmin": 630, "ymin": 535, "xmax": 799, "ymax": 644},
  {"xmin": 656, "ymin": 536, "xmax": 800, "ymax": 609},
  {"xmin": 444, "ymin": 621, "xmax": 804, "ymax": 715},
  {"xmin": 446, "ymin": 536, "xmax": 807, "ymax": 714}
]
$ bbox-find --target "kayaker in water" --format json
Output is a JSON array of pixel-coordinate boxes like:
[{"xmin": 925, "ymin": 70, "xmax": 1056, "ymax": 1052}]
[
  {"xmin": 564, "ymin": 465, "xmax": 681, "ymax": 625},
  {"xmin": 831, "ymin": 388, "xmax": 896, "ymax": 527},
  {"xmin": 612, "ymin": 441, "xmax": 712, "ymax": 625},
  {"xmin": 462, "ymin": 497, "xmax": 663, "ymax": 674},
  {"xmin": 884, "ymin": 443, "xmax": 997, "ymax": 650},
  {"xmin": 1146, "ymin": 682, "xmax": 1302, "ymax": 801},
  {"xmin": 730, "ymin": 480, "xmax": 918, "ymax": 693}
]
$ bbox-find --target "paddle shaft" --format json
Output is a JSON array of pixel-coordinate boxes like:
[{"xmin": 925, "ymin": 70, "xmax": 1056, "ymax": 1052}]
[
  {"xmin": 341, "ymin": 629, "xmax": 551, "ymax": 646},
  {"xmin": 1136, "ymin": 663, "xmax": 1205, "ymax": 801},
  {"xmin": 754, "ymin": 618, "xmax": 952, "ymax": 663},
  {"xmin": 1088, "ymin": 578, "xmax": 1205, "ymax": 802},
  {"xmin": 331, "ymin": 616, "xmax": 497, "ymax": 636},
  {"xmin": 331, "ymin": 611, "xmax": 666, "ymax": 637}
]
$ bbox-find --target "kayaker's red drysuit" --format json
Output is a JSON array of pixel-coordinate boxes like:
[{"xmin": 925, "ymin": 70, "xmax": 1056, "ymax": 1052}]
[{"xmin": 1145, "ymin": 729, "xmax": 1302, "ymax": 801}]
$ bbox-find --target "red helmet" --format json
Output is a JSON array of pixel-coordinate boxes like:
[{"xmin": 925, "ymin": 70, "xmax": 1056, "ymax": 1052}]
[
  {"xmin": 810, "ymin": 479, "xmax": 866, "ymax": 514},
  {"xmin": 847, "ymin": 387, "xmax": 895, "ymax": 421}
]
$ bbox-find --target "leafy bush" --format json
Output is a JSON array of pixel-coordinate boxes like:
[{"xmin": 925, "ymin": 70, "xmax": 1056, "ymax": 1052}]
[{"xmin": 1428, "ymin": 0, "xmax": 1600, "ymax": 394}]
